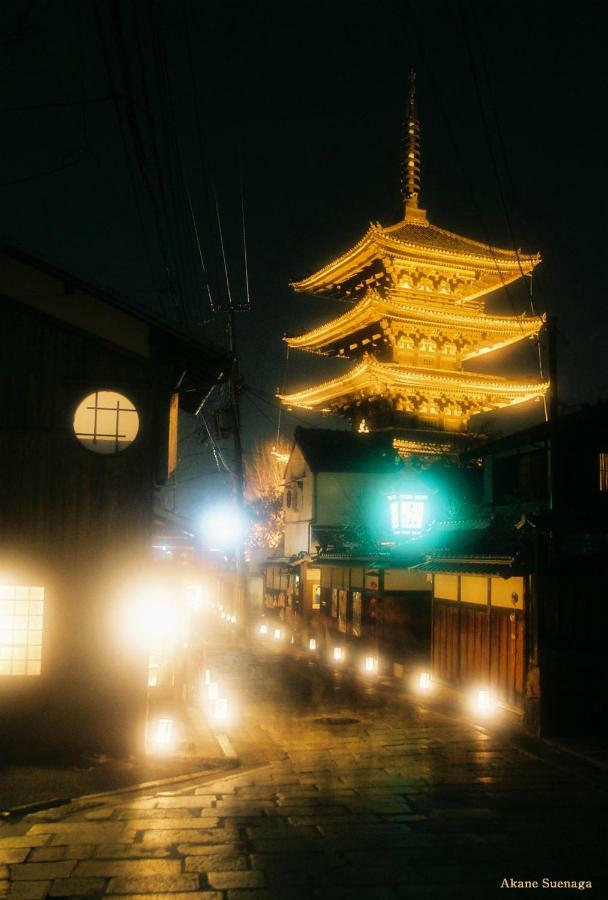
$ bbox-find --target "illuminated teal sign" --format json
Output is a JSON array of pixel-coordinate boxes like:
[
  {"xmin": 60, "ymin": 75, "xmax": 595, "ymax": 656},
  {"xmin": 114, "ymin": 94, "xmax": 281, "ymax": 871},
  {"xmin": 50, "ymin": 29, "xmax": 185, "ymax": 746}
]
[{"xmin": 388, "ymin": 492, "xmax": 428, "ymax": 535}]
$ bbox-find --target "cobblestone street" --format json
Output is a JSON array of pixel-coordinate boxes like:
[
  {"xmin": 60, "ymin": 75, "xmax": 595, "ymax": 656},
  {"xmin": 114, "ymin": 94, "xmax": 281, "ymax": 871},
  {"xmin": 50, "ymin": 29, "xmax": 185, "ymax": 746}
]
[{"xmin": 1, "ymin": 639, "xmax": 605, "ymax": 899}]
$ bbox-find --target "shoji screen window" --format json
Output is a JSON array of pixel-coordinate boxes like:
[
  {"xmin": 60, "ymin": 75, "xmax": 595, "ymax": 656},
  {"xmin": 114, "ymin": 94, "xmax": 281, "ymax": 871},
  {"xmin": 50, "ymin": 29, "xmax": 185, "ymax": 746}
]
[{"xmin": 0, "ymin": 586, "xmax": 44, "ymax": 675}]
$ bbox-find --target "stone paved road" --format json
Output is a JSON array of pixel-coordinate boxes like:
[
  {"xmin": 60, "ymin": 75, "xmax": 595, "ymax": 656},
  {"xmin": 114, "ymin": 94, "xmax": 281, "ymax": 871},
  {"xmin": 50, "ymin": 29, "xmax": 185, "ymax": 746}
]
[{"xmin": 1, "ymin": 639, "xmax": 606, "ymax": 899}]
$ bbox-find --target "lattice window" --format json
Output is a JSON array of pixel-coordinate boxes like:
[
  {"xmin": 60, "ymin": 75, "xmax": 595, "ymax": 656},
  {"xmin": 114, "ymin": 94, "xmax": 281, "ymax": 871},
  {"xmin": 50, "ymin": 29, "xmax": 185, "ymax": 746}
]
[
  {"xmin": 0, "ymin": 586, "xmax": 44, "ymax": 676},
  {"xmin": 73, "ymin": 391, "xmax": 139, "ymax": 454}
]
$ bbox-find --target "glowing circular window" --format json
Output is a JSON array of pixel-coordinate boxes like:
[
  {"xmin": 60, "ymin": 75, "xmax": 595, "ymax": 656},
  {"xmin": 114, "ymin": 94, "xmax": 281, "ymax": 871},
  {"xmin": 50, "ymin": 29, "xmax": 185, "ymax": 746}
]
[{"xmin": 73, "ymin": 391, "xmax": 139, "ymax": 455}]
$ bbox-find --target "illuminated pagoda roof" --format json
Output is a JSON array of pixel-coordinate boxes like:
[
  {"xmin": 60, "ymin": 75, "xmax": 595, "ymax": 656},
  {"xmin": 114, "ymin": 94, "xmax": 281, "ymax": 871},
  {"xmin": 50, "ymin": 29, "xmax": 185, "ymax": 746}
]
[
  {"xmin": 278, "ymin": 355, "xmax": 548, "ymax": 421},
  {"xmin": 291, "ymin": 218, "xmax": 540, "ymax": 307},
  {"xmin": 286, "ymin": 289, "xmax": 544, "ymax": 359},
  {"xmin": 281, "ymin": 71, "xmax": 548, "ymax": 444}
]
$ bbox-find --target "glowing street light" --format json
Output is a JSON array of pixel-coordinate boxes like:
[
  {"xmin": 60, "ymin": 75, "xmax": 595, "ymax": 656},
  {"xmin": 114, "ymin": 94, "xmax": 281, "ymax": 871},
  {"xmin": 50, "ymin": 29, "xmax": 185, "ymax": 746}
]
[
  {"xmin": 152, "ymin": 718, "xmax": 173, "ymax": 751},
  {"xmin": 309, "ymin": 638, "xmax": 317, "ymax": 651},
  {"xmin": 419, "ymin": 672, "xmax": 431, "ymax": 690},
  {"xmin": 214, "ymin": 697, "xmax": 228, "ymax": 722},
  {"xmin": 476, "ymin": 689, "xmax": 493, "ymax": 713},
  {"xmin": 333, "ymin": 647, "xmax": 344, "ymax": 662},
  {"xmin": 273, "ymin": 628, "xmax": 282, "ymax": 640},
  {"xmin": 364, "ymin": 655, "xmax": 378, "ymax": 674},
  {"xmin": 259, "ymin": 623, "xmax": 268, "ymax": 635},
  {"xmin": 199, "ymin": 502, "xmax": 246, "ymax": 550},
  {"xmin": 230, "ymin": 614, "xmax": 237, "ymax": 624}
]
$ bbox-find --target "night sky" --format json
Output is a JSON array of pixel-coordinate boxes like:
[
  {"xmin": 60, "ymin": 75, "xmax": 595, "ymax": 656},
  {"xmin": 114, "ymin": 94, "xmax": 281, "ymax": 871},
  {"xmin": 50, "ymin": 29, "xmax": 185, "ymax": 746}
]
[{"xmin": 3, "ymin": 0, "xmax": 607, "ymax": 517}]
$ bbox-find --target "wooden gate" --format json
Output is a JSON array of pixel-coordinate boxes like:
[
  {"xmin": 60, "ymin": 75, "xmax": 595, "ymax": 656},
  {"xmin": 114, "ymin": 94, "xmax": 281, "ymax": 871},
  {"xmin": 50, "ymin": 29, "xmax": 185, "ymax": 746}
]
[{"xmin": 432, "ymin": 581, "xmax": 526, "ymax": 710}]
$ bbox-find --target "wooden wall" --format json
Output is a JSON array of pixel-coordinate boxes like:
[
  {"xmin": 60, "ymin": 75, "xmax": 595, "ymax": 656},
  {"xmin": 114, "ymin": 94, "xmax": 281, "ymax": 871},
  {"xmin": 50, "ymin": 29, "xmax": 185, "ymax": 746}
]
[
  {"xmin": 0, "ymin": 297, "xmax": 176, "ymax": 754},
  {"xmin": 432, "ymin": 574, "xmax": 526, "ymax": 709}
]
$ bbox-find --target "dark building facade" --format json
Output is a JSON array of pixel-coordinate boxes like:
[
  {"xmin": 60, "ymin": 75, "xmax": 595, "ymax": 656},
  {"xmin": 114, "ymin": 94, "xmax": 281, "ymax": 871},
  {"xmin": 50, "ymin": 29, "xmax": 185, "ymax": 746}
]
[
  {"xmin": 0, "ymin": 246, "xmax": 227, "ymax": 756},
  {"xmin": 424, "ymin": 405, "xmax": 608, "ymax": 735}
]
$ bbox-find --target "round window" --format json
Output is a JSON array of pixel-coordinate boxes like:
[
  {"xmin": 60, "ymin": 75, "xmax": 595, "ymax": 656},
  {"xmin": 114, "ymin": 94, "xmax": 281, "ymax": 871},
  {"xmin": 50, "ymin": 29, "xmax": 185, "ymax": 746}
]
[{"xmin": 73, "ymin": 391, "xmax": 139, "ymax": 454}]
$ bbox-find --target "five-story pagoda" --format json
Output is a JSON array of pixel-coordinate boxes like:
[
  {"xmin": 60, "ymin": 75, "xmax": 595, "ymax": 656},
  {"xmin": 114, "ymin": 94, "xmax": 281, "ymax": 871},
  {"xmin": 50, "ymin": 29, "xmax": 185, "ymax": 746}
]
[{"xmin": 279, "ymin": 73, "xmax": 548, "ymax": 454}]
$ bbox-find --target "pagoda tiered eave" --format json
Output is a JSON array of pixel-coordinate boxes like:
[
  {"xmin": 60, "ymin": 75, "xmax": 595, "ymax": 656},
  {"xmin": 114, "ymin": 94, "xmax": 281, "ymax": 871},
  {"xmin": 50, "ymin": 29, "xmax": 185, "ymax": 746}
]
[
  {"xmin": 285, "ymin": 290, "xmax": 544, "ymax": 359},
  {"xmin": 291, "ymin": 218, "xmax": 540, "ymax": 304},
  {"xmin": 278, "ymin": 357, "xmax": 548, "ymax": 413}
]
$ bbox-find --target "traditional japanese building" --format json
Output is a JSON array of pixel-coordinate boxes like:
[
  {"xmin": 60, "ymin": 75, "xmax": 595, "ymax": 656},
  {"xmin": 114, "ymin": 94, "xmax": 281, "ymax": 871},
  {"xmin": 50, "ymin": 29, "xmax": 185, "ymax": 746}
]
[{"xmin": 279, "ymin": 74, "xmax": 548, "ymax": 454}]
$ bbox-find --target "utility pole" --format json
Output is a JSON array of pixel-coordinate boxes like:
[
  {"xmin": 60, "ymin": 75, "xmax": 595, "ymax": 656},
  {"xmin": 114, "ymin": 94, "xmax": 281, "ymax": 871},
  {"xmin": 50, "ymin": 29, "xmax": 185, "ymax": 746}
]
[
  {"xmin": 546, "ymin": 316, "xmax": 558, "ymax": 515},
  {"xmin": 227, "ymin": 306, "xmax": 246, "ymax": 628}
]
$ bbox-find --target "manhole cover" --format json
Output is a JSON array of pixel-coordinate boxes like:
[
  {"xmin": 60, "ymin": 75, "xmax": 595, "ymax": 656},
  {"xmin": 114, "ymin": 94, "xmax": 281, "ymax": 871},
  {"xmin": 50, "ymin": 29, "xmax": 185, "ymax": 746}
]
[{"xmin": 313, "ymin": 716, "xmax": 361, "ymax": 726}]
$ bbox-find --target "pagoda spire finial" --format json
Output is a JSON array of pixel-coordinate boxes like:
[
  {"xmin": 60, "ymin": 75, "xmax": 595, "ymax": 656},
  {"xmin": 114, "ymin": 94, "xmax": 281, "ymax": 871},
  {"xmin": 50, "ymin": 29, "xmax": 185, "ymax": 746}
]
[{"xmin": 401, "ymin": 69, "xmax": 426, "ymax": 221}]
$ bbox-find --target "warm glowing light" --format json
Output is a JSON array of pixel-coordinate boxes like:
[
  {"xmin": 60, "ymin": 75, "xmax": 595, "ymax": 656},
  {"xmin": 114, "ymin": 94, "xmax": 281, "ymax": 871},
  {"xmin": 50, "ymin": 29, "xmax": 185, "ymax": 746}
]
[
  {"xmin": 364, "ymin": 655, "xmax": 378, "ymax": 674},
  {"xmin": 185, "ymin": 586, "xmax": 204, "ymax": 610},
  {"xmin": 230, "ymin": 615, "xmax": 237, "ymax": 624},
  {"xmin": 419, "ymin": 672, "xmax": 431, "ymax": 690},
  {"xmin": 147, "ymin": 657, "xmax": 159, "ymax": 687},
  {"xmin": 0, "ymin": 585, "xmax": 44, "ymax": 676},
  {"xmin": 259, "ymin": 624, "xmax": 268, "ymax": 635},
  {"xmin": 333, "ymin": 646, "xmax": 344, "ymax": 661},
  {"xmin": 155, "ymin": 718, "xmax": 173, "ymax": 746},
  {"xmin": 271, "ymin": 448, "xmax": 290, "ymax": 463},
  {"xmin": 214, "ymin": 698, "xmax": 228, "ymax": 721},
  {"xmin": 73, "ymin": 390, "xmax": 139, "ymax": 454},
  {"xmin": 273, "ymin": 628, "xmax": 282, "ymax": 640},
  {"xmin": 207, "ymin": 682, "xmax": 219, "ymax": 701},
  {"xmin": 204, "ymin": 669, "xmax": 212, "ymax": 685},
  {"xmin": 129, "ymin": 590, "xmax": 177, "ymax": 648},
  {"xmin": 309, "ymin": 638, "xmax": 317, "ymax": 650},
  {"xmin": 477, "ymin": 689, "xmax": 492, "ymax": 712}
]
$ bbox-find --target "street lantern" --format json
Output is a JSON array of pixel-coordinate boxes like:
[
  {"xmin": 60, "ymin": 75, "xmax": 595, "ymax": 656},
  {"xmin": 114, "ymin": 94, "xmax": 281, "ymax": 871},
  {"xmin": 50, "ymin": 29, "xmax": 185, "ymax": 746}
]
[
  {"xmin": 214, "ymin": 698, "xmax": 228, "ymax": 722},
  {"xmin": 419, "ymin": 672, "xmax": 431, "ymax": 690},
  {"xmin": 476, "ymin": 689, "xmax": 492, "ymax": 712},
  {"xmin": 153, "ymin": 718, "xmax": 173, "ymax": 750},
  {"xmin": 388, "ymin": 491, "xmax": 428, "ymax": 536},
  {"xmin": 333, "ymin": 646, "xmax": 344, "ymax": 662}
]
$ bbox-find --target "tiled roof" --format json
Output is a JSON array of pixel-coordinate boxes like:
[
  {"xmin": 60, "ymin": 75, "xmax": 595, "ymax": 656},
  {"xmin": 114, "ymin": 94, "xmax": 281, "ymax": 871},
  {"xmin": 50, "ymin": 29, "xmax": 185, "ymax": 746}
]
[
  {"xmin": 380, "ymin": 220, "xmax": 531, "ymax": 263},
  {"xmin": 416, "ymin": 557, "xmax": 523, "ymax": 576}
]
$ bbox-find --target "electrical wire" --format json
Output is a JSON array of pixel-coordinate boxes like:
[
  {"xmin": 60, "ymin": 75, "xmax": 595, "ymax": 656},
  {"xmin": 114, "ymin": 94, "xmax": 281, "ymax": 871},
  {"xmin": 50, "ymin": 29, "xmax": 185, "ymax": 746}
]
[
  {"xmin": 241, "ymin": 186, "xmax": 251, "ymax": 310},
  {"xmin": 459, "ymin": 0, "xmax": 547, "ymax": 416},
  {"xmin": 187, "ymin": 188, "xmax": 216, "ymax": 317},
  {"xmin": 94, "ymin": 1, "xmax": 160, "ymax": 315},
  {"xmin": 214, "ymin": 188, "xmax": 233, "ymax": 309},
  {"xmin": 0, "ymin": 158, "xmax": 79, "ymax": 187},
  {"xmin": 181, "ymin": 0, "xmax": 220, "ymax": 316}
]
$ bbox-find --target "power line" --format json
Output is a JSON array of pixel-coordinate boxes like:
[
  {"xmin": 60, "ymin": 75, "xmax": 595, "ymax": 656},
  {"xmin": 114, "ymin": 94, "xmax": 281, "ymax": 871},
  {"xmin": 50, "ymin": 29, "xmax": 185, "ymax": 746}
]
[
  {"xmin": 181, "ymin": 0, "xmax": 220, "ymax": 317},
  {"xmin": 214, "ymin": 189, "xmax": 233, "ymax": 309},
  {"xmin": 459, "ymin": 0, "xmax": 538, "ymax": 314},
  {"xmin": 94, "ymin": 0, "xmax": 160, "ymax": 314},
  {"xmin": 0, "ymin": 94, "xmax": 119, "ymax": 114},
  {"xmin": 241, "ymin": 186, "xmax": 251, "ymax": 310},
  {"xmin": 459, "ymin": 0, "xmax": 547, "ymax": 415},
  {"xmin": 0, "ymin": 157, "xmax": 79, "ymax": 187}
]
